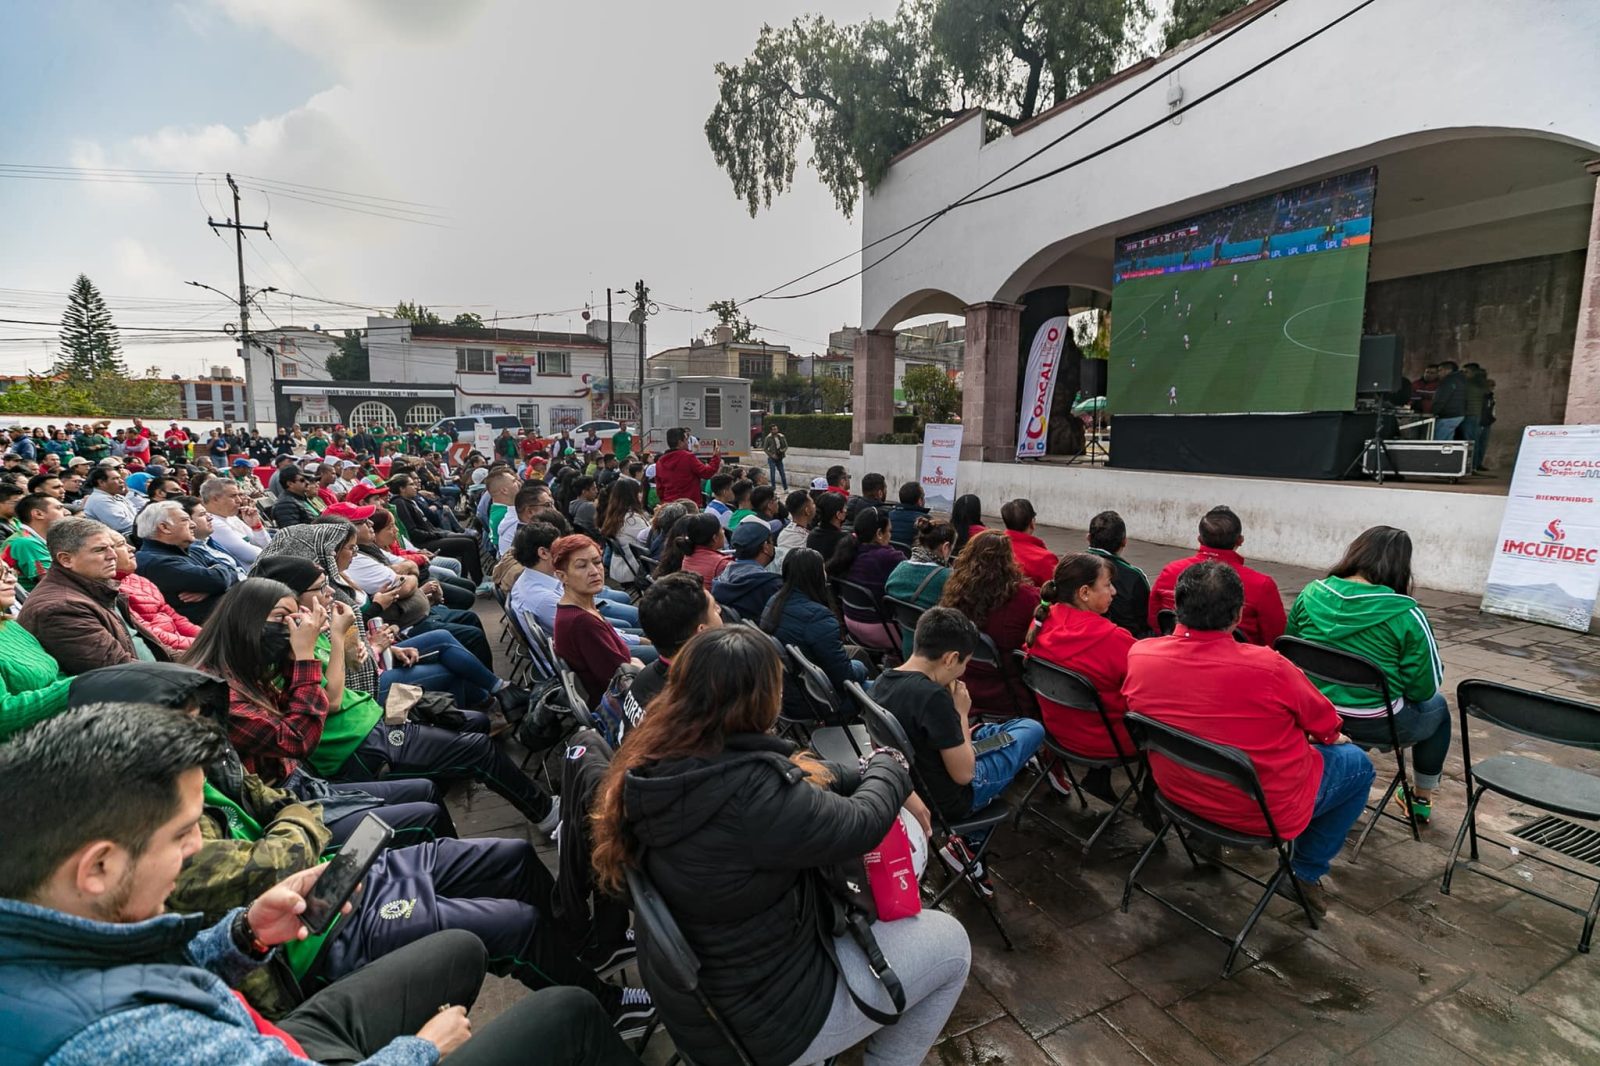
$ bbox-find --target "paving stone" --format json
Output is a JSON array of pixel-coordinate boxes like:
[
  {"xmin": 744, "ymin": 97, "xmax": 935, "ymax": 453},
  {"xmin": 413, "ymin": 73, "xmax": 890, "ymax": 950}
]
[
  {"xmin": 1035, "ymin": 1014, "xmax": 1150, "ymax": 1066},
  {"xmin": 1250, "ymin": 1032, "xmax": 1344, "ymax": 1065},
  {"xmin": 966, "ymin": 912, "xmax": 1135, "ymax": 1037},
  {"xmin": 930, "ymin": 1015, "xmax": 1061, "ymax": 1066},
  {"xmin": 1341, "ymin": 1017, "xmax": 1491, "ymax": 1065},
  {"xmin": 940, "ymin": 978, "xmax": 1008, "ymax": 1040},
  {"xmin": 1094, "ymin": 992, "xmax": 1224, "ymax": 1064},
  {"xmin": 1163, "ymin": 971, "xmax": 1305, "ymax": 1064},
  {"xmin": 1523, "ymin": 954, "xmax": 1600, "ymax": 1038},
  {"xmin": 1413, "ymin": 975, "xmax": 1600, "ymax": 1065}
]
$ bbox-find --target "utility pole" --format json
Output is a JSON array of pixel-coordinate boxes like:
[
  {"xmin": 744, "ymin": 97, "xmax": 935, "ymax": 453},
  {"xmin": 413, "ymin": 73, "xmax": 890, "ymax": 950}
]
[
  {"xmin": 208, "ymin": 173, "xmax": 269, "ymax": 429},
  {"xmin": 623, "ymin": 280, "xmax": 653, "ymax": 442},
  {"xmin": 605, "ymin": 288, "xmax": 614, "ymax": 424}
]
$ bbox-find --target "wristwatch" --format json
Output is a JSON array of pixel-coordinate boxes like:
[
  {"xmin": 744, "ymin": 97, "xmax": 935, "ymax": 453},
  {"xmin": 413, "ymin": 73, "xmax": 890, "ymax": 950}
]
[{"xmin": 231, "ymin": 910, "xmax": 272, "ymax": 960}]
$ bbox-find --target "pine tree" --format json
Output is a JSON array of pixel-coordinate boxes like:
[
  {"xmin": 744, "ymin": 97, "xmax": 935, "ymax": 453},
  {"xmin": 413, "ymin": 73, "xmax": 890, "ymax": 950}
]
[{"xmin": 56, "ymin": 274, "xmax": 126, "ymax": 381}]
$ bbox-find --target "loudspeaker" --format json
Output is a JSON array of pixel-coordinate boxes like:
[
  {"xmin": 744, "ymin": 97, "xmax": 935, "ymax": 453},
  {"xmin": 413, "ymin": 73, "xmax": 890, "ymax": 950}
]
[
  {"xmin": 1357, "ymin": 334, "xmax": 1402, "ymax": 394},
  {"xmin": 1079, "ymin": 359, "xmax": 1107, "ymax": 398}
]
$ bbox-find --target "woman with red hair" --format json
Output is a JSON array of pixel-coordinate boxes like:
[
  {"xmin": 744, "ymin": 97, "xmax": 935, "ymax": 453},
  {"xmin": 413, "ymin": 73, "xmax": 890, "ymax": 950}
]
[{"xmin": 551, "ymin": 534, "xmax": 642, "ymax": 707}]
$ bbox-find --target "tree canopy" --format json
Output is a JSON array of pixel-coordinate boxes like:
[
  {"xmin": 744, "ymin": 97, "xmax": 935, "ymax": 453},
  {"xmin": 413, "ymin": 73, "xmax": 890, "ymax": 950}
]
[
  {"xmin": 55, "ymin": 274, "xmax": 125, "ymax": 381},
  {"xmin": 901, "ymin": 363, "xmax": 961, "ymax": 422},
  {"xmin": 326, "ymin": 330, "xmax": 369, "ymax": 381},
  {"xmin": 1162, "ymin": 0, "xmax": 1250, "ymax": 49},
  {"xmin": 705, "ymin": 299, "xmax": 756, "ymax": 343},
  {"xmin": 706, "ymin": 0, "xmax": 1152, "ymax": 217},
  {"xmin": 392, "ymin": 300, "xmax": 441, "ymax": 325}
]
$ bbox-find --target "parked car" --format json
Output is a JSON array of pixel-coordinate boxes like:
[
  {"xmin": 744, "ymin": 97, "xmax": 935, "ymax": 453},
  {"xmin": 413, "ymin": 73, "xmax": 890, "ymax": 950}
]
[
  {"xmin": 429, "ymin": 414, "xmax": 522, "ymax": 443},
  {"xmin": 572, "ymin": 419, "xmax": 622, "ymax": 440}
]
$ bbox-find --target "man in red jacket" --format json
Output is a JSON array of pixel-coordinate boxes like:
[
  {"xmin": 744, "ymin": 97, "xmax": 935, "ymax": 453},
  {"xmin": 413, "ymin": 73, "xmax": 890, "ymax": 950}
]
[
  {"xmin": 1147, "ymin": 505, "xmax": 1285, "ymax": 645},
  {"xmin": 653, "ymin": 427, "xmax": 720, "ymax": 507},
  {"xmin": 999, "ymin": 498, "xmax": 1057, "ymax": 587},
  {"xmin": 1124, "ymin": 562, "xmax": 1373, "ymax": 911}
]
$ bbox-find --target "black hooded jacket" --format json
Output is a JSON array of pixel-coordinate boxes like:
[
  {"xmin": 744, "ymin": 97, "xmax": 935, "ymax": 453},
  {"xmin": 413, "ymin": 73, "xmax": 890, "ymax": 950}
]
[{"xmin": 624, "ymin": 732, "xmax": 910, "ymax": 1066}]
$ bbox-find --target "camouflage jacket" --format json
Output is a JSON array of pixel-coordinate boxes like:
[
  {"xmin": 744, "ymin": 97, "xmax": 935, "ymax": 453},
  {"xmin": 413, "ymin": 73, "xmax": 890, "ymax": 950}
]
[{"xmin": 167, "ymin": 757, "xmax": 330, "ymax": 1018}]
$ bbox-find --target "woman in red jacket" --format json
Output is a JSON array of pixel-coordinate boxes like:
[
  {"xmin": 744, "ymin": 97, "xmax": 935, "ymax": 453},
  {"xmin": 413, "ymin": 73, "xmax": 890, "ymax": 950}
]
[
  {"xmin": 1025, "ymin": 552, "xmax": 1135, "ymax": 801},
  {"xmin": 938, "ymin": 530, "xmax": 1038, "ymax": 717},
  {"xmin": 111, "ymin": 528, "xmax": 201, "ymax": 652}
]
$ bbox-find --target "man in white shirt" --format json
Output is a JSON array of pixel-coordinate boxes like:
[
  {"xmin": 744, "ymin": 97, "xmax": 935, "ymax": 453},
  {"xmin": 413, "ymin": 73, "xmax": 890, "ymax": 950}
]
[
  {"xmin": 497, "ymin": 483, "xmax": 553, "ymax": 557},
  {"xmin": 197, "ymin": 477, "xmax": 268, "ymax": 566},
  {"xmin": 80, "ymin": 465, "xmax": 139, "ymax": 536}
]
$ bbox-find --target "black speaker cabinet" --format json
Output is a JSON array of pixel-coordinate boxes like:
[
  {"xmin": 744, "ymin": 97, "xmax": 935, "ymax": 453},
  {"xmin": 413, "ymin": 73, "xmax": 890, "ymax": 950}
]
[
  {"xmin": 1079, "ymin": 358, "xmax": 1107, "ymax": 398},
  {"xmin": 1357, "ymin": 334, "xmax": 1403, "ymax": 394}
]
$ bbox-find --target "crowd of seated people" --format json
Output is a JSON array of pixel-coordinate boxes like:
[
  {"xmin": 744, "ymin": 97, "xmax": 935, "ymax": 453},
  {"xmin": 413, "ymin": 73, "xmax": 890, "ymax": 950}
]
[{"xmin": 0, "ymin": 415, "xmax": 1465, "ymax": 1064}]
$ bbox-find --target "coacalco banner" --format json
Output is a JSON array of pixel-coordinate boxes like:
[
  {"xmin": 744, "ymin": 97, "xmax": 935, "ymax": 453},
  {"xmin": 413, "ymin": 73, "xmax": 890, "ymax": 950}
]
[
  {"xmin": 918, "ymin": 423, "xmax": 963, "ymax": 514},
  {"xmin": 1016, "ymin": 316, "xmax": 1068, "ymax": 459},
  {"xmin": 1481, "ymin": 424, "xmax": 1600, "ymax": 632}
]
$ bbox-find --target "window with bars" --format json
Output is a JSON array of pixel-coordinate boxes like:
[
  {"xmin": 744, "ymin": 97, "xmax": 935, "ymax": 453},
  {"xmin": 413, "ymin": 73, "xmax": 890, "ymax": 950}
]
[
  {"xmin": 739, "ymin": 353, "xmax": 772, "ymax": 378},
  {"xmin": 456, "ymin": 348, "xmax": 493, "ymax": 373}
]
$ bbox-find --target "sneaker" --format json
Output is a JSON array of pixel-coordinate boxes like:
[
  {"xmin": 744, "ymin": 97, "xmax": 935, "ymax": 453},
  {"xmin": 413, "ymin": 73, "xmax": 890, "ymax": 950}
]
[
  {"xmin": 613, "ymin": 986, "xmax": 656, "ymax": 1040},
  {"xmin": 585, "ymin": 927, "xmax": 638, "ymax": 974},
  {"xmin": 493, "ymin": 683, "xmax": 531, "ymax": 725},
  {"xmin": 475, "ymin": 579, "xmax": 495, "ymax": 595},
  {"xmin": 1046, "ymin": 759, "xmax": 1074, "ymax": 798},
  {"xmin": 535, "ymin": 795, "xmax": 561, "ymax": 840},
  {"xmin": 939, "ymin": 836, "xmax": 996, "ymax": 899}
]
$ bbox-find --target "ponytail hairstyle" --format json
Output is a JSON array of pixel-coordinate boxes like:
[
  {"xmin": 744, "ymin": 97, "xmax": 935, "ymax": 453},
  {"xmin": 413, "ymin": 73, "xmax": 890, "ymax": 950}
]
[
  {"xmin": 912, "ymin": 516, "xmax": 955, "ymax": 557},
  {"xmin": 950, "ymin": 494, "xmax": 984, "ymax": 555},
  {"xmin": 827, "ymin": 506, "xmax": 889, "ymax": 577},
  {"xmin": 656, "ymin": 512, "xmax": 721, "ymax": 576},
  {"xmin": 1027, "ymin": 552, "xmax": 1114, "ymax": 646}
]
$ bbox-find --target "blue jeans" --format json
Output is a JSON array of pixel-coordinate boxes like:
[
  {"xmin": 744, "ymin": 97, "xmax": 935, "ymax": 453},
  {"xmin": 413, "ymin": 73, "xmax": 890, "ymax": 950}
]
[
  {"xmin": 1291, "ymin": 743, "xmax": 1376, "ymax": 882},
  {"xmin": 967, "ymin": 718, "xmax": 1047, "ymax": 815},
  {"xmin": 377, "ymin": 629, "xmax": 503, "ymax": 707},
  {"xmin": 1340, "ymin": 691, "xmax": 1451, "ymax": 792},
  {"xmin": 768, "ymin": 457, "xmax": 788, "ymax": 489},
  {"xmin": 596, "ymin": 593, "xmax": 638, "ymax": 628},
  {"xmin": 1434, "ymin": 416, "xmax": 1464, "ymax": 442}
]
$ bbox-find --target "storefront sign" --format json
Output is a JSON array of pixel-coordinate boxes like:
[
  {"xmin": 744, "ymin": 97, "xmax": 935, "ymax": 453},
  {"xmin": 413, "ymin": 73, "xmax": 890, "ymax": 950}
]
[
  {"xmin": 1016, "ymin": 316, "xmax": 1068, "ymax": 459},
  {"xmin": 1481, "ymin": 425, "xmax": 1600, "ymax": 631},
  {"xmin": 919, "ymin": 422, "xmax": 964, "ymax": 514}
]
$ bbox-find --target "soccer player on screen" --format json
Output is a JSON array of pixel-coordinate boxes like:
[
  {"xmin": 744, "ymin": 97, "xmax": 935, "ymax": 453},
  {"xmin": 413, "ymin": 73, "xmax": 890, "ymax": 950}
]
[
  {"xmin": 1183, "ymin": 334, "xmax": 1190, "ymax": 350},
  {"xmin": 1265, "ymin": 289, "xmax": 1274, "ymax": 306},
  {"xmin": 1168, "ymin": 386, "xmax": 1178, "ymax": 406}
]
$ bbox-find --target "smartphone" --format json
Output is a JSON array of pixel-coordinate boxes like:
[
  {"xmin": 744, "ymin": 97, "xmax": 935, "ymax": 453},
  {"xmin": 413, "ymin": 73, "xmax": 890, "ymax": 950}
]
[
  {"xmin": 301, "ymin": 814, "xmax": 394, "ymax": 934},
  {"xmin": 971, "ymin": 731, "xmax": 1016, "ymax": 758}
]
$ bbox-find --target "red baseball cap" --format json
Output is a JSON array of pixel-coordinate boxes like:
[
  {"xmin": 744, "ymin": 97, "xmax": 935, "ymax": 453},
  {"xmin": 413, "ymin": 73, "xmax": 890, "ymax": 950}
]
[
  {"xmin": 345, "ymin": 482, "xmax": 390, "ymax": 506},
  {"xmin": 323, "ymin": 502, "xmax": 377, "ymax": 522}
]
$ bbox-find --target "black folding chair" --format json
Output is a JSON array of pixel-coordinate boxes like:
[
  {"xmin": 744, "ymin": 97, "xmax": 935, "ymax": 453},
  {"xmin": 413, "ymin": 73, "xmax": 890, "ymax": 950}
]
[
  {"xmin": 889, "ymin": 539, "xmax": 912, "ymax": 558},
  {"xmin": 625, "ymin": 867, "xmax": 752, "ymax": 1066},
  {"xmin": 1441, "ymin": 680, "xmax": 1600, "ymax": 953},
  {"xmin": 1121, "ymin": 711, "xmax": 1321, "ymax": 977},
  {"xmin": 1012, "ymin": 657, "xmax": 1144, "ymax": 857},
  {"xmin": 786, "ymin": 644, "xmax": 866, "ymax": 762},
  {"xmin": 1274, "ymin": 635, "xmax": 1421, "ymax": 858},
  {"xmin": 847, "ymin": 680, "xmax": 1016, "ymax": 949},
  {"xmin": 965, "ymin": 633, "xmax": 1031, "ymax": 721},
  {"xmin": 830, "ymin": 577, "xmax": 901, "ymax": 660},
  {"xmin": 883, "ymin": 595, "xmax": 926, "ymax": 634},
  {"xmin": 608, "ymin": 535, "xmax": 655, "ymax": 599}
]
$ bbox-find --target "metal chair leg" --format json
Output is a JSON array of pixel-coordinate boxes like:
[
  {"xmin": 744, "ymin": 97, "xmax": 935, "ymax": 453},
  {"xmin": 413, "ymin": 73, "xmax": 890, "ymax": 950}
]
[
  {"xmin": 1393, "ymin": 747, "xmax": 1422, "ymax": 842},
  {"xmin": 1440, "ymin": 784, "xmax": 1486, "ymax": 895},
  {"xmin": 1121, "ymin": 818, "xmax": 1171, "ymax": 911},
  {"xmin": 1581, "ymin": 882, "xmax": 1599, "ymax": 954},
  {"xmin": 1350, "ymin": 769, "xmax": 1403, "ymax": 862}
]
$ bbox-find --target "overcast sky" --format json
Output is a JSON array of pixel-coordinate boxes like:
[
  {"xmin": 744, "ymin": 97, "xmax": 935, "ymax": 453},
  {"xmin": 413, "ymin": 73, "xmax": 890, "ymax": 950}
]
[{"xmin": 0, "ymin": 0, "xmax": 914, "ymax": 378}]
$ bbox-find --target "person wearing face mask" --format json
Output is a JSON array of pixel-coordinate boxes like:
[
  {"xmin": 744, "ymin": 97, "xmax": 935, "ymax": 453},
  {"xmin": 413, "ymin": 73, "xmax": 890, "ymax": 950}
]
[{"xmin": 186, "ymin": 578, "xmax": 562, "ymax": 840}]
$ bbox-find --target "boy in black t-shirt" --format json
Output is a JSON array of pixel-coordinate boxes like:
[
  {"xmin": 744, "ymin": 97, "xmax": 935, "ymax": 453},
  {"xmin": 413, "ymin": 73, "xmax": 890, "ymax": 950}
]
[
  {"xmin": 871, "ymin": 607, "xmax": 1045, "ymax": 896},
  {"xmin": 622, "ymin": 572, "xmax": 723, "ymax": 730}
]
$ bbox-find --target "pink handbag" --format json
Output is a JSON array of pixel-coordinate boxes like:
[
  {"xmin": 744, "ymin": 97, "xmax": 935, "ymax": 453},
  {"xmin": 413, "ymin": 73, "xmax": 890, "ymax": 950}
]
[{"xmin": 863, "ymin": 816, "xmax": 922, "ymax": 921}]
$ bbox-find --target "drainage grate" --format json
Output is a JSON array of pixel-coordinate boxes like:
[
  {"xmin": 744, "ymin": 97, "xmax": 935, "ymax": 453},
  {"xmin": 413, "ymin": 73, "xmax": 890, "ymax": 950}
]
[{"xmin": 1508, "ymin": 815, "xmax": 1600, "ymax": 866}]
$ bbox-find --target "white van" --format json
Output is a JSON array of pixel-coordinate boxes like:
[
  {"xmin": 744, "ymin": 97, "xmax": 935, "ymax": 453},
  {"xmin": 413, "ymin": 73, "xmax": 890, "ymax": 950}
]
[{"xmin": 430, "ymin": 414, "xmax": 522, "ymax": 443}]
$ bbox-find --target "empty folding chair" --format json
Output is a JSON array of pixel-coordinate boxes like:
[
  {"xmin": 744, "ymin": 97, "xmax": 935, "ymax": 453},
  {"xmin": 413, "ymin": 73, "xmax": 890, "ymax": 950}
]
[
  {"xmin": 1274, "ymin": 635, "xmax": 1421, "ymax": 858},
  {"xmin": 1120, "ymin": 711, "xmax": 1321, "ymax": 977},
  {"xmin": 847, "ymin": 680, "xmax": 1015, "ymax": 950},
  {"xmin": 1012, "ymin": 657, "xmax": 1143, "ymax": 856},
  {"xmin": 1441, "ymin": 679, "xmax": 1600, "ymax": 953},
  {"xmin": 787, "ymin": 644, "xmax": 867, "ymax": 763}
]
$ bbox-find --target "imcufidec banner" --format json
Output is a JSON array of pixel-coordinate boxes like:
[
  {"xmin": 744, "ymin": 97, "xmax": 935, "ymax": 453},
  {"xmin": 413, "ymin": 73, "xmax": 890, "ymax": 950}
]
[
  {"xmin": 1481, "ymin": 425, "xmax": 1600, "ymax": 632},
  {"xmin": 918, "ymin": 423, "xmax": 963, "ymax": 514},
  {"xmin": 1016, "ymin": 316, "xmax": 1068, "ymax": 459}
]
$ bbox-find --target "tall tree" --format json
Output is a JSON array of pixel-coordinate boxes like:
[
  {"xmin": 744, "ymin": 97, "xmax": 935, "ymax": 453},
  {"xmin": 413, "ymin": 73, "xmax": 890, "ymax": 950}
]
[
  {"xmin": 1162, "ymin": 0, "xmax": 1250, "ymax": 49},
  {"xmin": 706, "ymin": 0, "xmax": 1151, "ymax": 217},
  {"xmin": 325, "ymin": 330, "xmax": 370, "ymax": 381},
  {"xmin": 705, "ymin": 299, "xmax": 756, "ymax": 343},
  {"xmin": 901, "ymin": 364, "xmax": 961, "ymax": 423},
  {"xmin": 55, "ymin": 274, "xmax": 125, "ymax": 381},
  {"xmin": 451, "ymin": 311, "xmax": 486, "ymax": 329}
]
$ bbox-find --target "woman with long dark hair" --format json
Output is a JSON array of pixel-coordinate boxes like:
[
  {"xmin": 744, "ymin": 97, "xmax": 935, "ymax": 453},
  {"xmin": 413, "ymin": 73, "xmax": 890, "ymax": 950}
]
[
  {"xmin": 187, "ymin": 578, "xmax": 561, "ymax": 837},
  {"xmin": 662, "ymin": 512, "xmax": 730, "ymax": 584},
  {"xmin": 599, "ymin": 477, "xmax": 652, "ymax": 584},
  {"xmin": 806, "ymin": 491, "xmax": 848, "ymax": 560},
  {"xmin": 1025, "ymin": 552, "xmax": 1135, "ymax": 800},
  {"xmin": 828, "ymin": 506, "xmax": 903, "ymax": 651},
  {"xmin": 1287, "ymin": 525, "xmax": 1449, "ymax": 822},
  {"xmin": 761, "ymin": 547, "xmax": 865, "ymax": 707},
  {"xmin": 939, "ymin": 530, "xmax": 1039, "ymax": 715},
  {"xmin": 949, "ymin": 494, "xmax": 985, "ymax": 556},
  {"xmin": 591, "ymin": 625, "xmax": 968, "ymax": 1066}
]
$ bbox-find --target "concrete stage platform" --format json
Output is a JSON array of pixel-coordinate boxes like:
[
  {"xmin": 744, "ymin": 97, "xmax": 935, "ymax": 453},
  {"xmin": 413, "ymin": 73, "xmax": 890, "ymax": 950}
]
[{"xmin": 785, "ymin": 447, "xmax": 1516, "ymax": 603}]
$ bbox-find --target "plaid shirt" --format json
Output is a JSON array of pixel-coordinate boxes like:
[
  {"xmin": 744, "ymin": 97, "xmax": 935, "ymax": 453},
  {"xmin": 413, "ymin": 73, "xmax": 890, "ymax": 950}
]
[{"xmin": 225, "ymin": 661, "xmax": 328, "ymax": 784}]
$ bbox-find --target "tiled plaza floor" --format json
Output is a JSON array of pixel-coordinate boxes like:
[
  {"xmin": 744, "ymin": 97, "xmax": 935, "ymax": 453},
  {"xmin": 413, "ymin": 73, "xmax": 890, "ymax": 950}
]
[{"xmin": 452, "ymin": 519, "xmax": 1600, "ymax": 1065}]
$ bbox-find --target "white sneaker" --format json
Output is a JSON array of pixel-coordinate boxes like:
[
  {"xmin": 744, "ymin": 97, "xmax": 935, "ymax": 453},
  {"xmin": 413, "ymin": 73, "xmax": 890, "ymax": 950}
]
[
  {"xmin": 536, "ymin": 795, "xmax": 561, "ymax": 840},
  {"xmin": 613, "ymin": 986, "xmax": 656, "ymax": 1040}
]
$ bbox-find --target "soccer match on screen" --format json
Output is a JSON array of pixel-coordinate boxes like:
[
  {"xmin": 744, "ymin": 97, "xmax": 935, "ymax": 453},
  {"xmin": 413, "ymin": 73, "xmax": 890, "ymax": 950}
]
[{"xmin": 1110, "ymin": 167, "xmax": 1377, "ymax": 415}]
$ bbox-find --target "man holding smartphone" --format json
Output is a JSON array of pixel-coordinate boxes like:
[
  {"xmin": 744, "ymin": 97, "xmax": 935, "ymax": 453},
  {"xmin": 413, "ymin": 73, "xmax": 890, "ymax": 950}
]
[
  {"xmin": 870, "ymin": 607, "xmax": 1045, "ymax": 898},
  {"xmin": 0, "ymin": 703, "xmax": 640, "ymax": 1065}
]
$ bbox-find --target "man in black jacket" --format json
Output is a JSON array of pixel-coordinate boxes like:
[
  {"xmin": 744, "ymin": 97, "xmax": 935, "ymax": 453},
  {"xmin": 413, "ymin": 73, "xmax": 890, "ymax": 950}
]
[
  {"xmin": 269, "ymin": 467, "xmax": 319, "ymax": 528},
  {"xmin": 624, "ymin": 573, "xmax": 722, "ymax": 727},
  {"xmin": 1085, "ymin": 509, "xmax": 1152, "ymax": 638},
  {"xmin": 1431, "ymin": 360, "xmax": 1467, "ymax": 441},
  {"xmin": 389, "ymin": 473, "xmax": 484, "ymax": 584}
]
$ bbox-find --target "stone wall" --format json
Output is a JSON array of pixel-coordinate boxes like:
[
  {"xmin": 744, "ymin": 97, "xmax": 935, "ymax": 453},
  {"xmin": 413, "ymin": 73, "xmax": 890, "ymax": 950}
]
[{"xmin": 1365, "ymin": 251, "xmax": 1585, "ymax": 469}]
